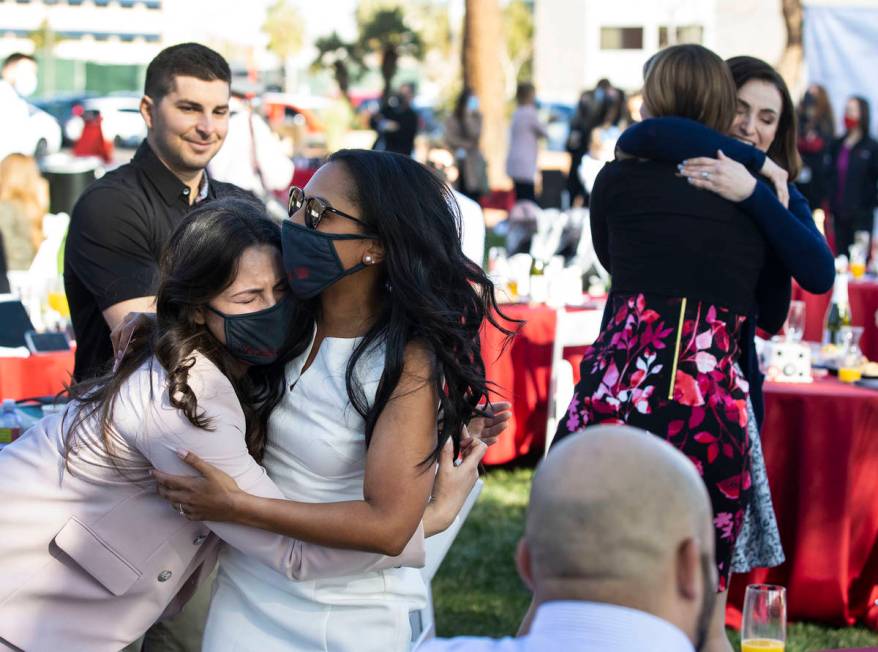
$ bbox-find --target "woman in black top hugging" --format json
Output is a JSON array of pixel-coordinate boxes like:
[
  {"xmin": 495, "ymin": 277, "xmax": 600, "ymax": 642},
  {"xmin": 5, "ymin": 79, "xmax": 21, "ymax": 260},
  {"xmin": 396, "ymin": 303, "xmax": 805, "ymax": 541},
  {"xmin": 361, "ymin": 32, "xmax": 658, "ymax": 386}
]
[{"xmin": 552, "ymin": 45, "xmax": 767, "ymax": 652}]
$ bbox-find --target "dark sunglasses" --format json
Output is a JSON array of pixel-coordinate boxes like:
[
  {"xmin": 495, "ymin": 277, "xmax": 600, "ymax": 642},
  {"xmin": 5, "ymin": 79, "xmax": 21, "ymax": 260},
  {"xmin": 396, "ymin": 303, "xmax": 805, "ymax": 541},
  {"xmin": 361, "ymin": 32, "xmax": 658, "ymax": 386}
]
[{"xmin": 288, "ymin": 185, "xmax": 373, "ymax": 232}]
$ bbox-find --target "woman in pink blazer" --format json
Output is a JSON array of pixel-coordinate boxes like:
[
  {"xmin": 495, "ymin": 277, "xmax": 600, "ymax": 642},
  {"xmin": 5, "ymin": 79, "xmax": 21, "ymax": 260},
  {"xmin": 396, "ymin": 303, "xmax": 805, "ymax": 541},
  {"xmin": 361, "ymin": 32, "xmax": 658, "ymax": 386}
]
[{"xmin": 0, "ymin": 198, "xmax": 482, "ymax": 651}]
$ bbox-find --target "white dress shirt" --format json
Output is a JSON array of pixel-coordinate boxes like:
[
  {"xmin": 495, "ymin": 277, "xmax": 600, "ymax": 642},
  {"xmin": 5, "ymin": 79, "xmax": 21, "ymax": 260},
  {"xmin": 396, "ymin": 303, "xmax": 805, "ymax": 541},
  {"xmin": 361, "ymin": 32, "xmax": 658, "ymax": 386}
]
[
  {"xmin": 417, "ymin": 600, "xmax": 696, "ymax": 652},
  {"xmin": 451, "ymin": 188, "xmax": 486, "ymax": 268},
  {"xmin": 0, "ymin": 80, "xmax": 33, "ymax": 161},
  {"xmin": 209, "ymin": 106, "xmax": 294, "ymax": 196}
]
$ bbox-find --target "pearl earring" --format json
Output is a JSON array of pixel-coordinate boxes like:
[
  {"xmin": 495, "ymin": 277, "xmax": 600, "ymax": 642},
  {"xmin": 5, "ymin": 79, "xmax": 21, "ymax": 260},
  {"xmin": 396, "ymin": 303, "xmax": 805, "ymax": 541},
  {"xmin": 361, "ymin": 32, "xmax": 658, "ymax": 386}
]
[{"xmin": 364, "ymin": 255, "xmax": 374, "ymax": 265}]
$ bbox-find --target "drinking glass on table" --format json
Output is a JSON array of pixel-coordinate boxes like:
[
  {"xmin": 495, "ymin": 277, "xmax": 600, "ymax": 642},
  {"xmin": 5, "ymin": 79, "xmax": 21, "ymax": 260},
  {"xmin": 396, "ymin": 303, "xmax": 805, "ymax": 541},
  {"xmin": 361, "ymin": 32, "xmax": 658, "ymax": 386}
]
[
  {"xmin": 784, "ymin": 300, "xmax": 805, "ymax": 343},
  {"xmin": 741, "ymin": 584, "xmax": 786, "ymax": 651}
]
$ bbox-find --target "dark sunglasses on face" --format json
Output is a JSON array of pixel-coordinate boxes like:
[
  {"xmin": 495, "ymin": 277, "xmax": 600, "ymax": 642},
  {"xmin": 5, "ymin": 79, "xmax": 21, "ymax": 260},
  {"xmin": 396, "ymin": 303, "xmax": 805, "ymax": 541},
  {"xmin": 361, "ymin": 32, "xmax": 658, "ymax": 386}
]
[{"xmin": 288, "ymin": 185, "xmax": 373, "ymax": 232}]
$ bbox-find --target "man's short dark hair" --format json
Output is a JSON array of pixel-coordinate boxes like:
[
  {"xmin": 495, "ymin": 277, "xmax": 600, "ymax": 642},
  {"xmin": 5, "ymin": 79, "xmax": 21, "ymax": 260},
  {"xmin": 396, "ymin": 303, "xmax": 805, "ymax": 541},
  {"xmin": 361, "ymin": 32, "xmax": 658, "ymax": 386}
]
[
  {"xmin": 3, "ymin": 53, "xmax": 36, "ymax": 71},
  {"xmin": 144, "ymin": 43, "xmax": 230, "ymax": 102}
]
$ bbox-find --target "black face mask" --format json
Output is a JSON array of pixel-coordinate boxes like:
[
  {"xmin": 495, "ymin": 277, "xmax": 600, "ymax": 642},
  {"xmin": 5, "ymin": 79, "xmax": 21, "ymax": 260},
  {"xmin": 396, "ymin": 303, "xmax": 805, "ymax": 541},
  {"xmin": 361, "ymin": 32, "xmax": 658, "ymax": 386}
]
[
  {"xmin": 206, "ymin": 295, "xmax": 296, "ymax": 365},
  {"xmin": 281, "ymin": 221, "xmax": 374, "ymax": 300}
]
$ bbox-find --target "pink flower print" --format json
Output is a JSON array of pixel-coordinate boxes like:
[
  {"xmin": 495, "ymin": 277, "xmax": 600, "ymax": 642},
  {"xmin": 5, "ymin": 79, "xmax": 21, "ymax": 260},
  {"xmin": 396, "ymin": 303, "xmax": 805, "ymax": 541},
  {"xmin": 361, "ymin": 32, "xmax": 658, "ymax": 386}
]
[
  {"xmin": 565, "ymin": 397, "xmax": 582, "ymax": 432},
  {"xmin": 632, "ymin": 385, "xmax": 655, "ymax": 414},
  {"xmin": 695, "ymin": 329, "xmax": 713, "ymax": 351},
  {"xmin": 715, "ymin": 511, "xmax": 735, "ymax": 541},
  {"xmin": 695, "ymin": 351, "xmax": 718, "ymax": 373},
  {"xmin": 674, "ymin": 370, "xmax": 705, "ymax": 406},
  {"xmin": 716, "ymin": 474, "xmax": 743, "ymax": 500},
  {"xmin": 694, "ymin": 431, "xmax": 720, "ymax": 463}
]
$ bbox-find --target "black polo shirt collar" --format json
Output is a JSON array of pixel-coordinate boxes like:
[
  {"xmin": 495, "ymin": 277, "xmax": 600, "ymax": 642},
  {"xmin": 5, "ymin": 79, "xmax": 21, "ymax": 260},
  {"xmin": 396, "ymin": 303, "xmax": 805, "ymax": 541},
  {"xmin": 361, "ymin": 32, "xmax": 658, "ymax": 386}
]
[{"xmin": 131, "ymin": 139, "xmax": 213, "ymax": 207}]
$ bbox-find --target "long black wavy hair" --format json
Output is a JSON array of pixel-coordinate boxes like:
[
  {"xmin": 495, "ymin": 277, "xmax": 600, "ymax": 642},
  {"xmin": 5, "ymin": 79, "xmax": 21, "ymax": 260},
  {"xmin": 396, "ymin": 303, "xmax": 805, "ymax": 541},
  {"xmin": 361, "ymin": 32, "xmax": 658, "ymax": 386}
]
[
  {"xmin": 64, "ymin": 197, "xmax": 287, "ymax": 466},
  {"xmin": 286, "ymin": 149, "xmax": 518, "ymax": 464}
]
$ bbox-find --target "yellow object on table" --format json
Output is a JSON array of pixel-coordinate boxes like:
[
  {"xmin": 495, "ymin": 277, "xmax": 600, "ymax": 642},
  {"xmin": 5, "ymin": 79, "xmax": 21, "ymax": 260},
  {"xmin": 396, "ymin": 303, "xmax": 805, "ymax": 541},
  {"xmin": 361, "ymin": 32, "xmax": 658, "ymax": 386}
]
[
  {"xmin": 742, "ymin": 639, "xmax": 784, "ymax": 651},
  {"xmin": 838, "ymin": 367, "xmax": 863, "ymax": 383}
]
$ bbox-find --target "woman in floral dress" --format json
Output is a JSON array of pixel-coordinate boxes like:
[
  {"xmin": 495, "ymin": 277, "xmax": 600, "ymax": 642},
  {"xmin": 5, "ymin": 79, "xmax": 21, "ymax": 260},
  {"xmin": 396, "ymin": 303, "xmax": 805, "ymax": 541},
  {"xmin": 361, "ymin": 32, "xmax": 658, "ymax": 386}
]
[{"xmin": 552, "ymin": 45, "xmax": 771, "ymax": 652}]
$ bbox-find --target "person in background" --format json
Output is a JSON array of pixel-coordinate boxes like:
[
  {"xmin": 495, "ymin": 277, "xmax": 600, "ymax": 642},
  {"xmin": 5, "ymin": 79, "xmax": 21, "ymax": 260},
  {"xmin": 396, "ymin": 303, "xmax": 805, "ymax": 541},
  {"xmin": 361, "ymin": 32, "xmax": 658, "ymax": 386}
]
[
  {"xmin": 445, "ymin": 87, "xmax": 487, "ymax": 202},
  {"xmin": 829, "ymin": 95, "xmax": 878, "ymax": 257},
  {"xmin": 506, "ymin": 82, "xmax": 548, "ymax": 203},
  {"xmin": 578, "ymin": 87, "xmax": 629, "ymax": 194},
  {"xmin": 0, "ymin": 153, "xmax": 49, "ymax": 271},
  {"xmin": 64, "ymin": 42, "xmax": 247, "ymax": 384},
  {"xmin": 564, "ymin": 80, "xmax": 611, "ymax": 207},
  {"xmin": 426, "ymin": 147, "xmax": 487, "ymax": 267},
  {"xmin": 371, "ymin": 83, "xmax": 418, "ymax": 156},
  {"xmin": 0, "ymin": 53, "xmax": 38, "ymax": 162},
  {"xmin": 419, "ymin": 425, "xmax": 717, "ymax": 652},
  {"xmin": 209, "ymin": 88, "xmax": 294, "ymax": 216},
  {"xmin": 797, "ymin": 84, "xmax": 835, "ymax": 211},
  {"xmin": 72, "ymin": 109, "xmax": 114, "ymax": 163}
]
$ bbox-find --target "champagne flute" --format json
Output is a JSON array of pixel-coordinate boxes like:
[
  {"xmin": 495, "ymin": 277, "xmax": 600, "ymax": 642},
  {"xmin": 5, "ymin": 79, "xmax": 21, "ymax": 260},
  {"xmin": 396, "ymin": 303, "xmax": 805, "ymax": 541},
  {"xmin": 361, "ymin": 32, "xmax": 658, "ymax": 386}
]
[
  {"xmin": 784, "ymin": 300, "xmax": 805, "ymax": 343},
  {"xmin": 741, "ymin": 584, "xmax": 786, "ymax": 651}
]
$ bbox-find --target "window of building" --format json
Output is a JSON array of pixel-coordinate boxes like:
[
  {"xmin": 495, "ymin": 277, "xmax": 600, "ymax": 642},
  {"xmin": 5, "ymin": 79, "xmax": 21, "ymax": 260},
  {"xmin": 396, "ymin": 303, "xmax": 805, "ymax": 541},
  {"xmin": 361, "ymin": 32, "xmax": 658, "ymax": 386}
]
[
  {"xmin": 658, "ymin": 25, "xmax": 704, "ymax": 47},
  {"xmin": 94, "ymin": 0, "xmax": 110, "ymax": 6},
  {"xmin": 600, "ymin": 27, "xmax": 644, "ymax": 50}
]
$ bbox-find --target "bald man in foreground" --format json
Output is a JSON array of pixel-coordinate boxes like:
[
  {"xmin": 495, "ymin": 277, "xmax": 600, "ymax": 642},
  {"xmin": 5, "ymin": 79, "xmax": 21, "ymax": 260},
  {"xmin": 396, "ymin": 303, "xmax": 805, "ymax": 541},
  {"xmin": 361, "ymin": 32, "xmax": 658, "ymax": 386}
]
[{"xmin": 418, "ymin": 425, "xmax": 718, "ymax": 652}]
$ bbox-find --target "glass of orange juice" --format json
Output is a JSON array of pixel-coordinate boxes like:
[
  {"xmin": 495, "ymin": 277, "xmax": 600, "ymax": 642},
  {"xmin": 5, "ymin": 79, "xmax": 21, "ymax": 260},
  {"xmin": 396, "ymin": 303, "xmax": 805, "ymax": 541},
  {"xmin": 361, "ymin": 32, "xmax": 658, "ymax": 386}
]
[{"xmin": 741, "ymin": 584, "xmax": 786, "ymax": 651}]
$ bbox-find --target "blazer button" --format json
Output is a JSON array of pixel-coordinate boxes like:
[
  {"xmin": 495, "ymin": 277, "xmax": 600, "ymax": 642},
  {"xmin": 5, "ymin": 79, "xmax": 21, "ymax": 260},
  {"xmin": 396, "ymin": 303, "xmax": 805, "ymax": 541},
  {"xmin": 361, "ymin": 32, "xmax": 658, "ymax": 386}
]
[
  {"xmin": 193, "ymin": 534, "xmax": 207, "ymax": 545},
  {"xmin": 157, "ymin": 570, "xmax": 173, "ymax": 582}
]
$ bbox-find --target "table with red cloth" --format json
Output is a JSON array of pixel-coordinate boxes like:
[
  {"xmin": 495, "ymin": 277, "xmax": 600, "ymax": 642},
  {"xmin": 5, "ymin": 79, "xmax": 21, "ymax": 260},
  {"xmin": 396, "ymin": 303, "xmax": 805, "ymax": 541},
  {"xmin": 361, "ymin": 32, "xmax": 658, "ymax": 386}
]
[
  {"xmin": 794, "ymin": 278, "xmax": 878, "ymax": 361},
  {"xmin": 726, "ymin": 377, "xmax": 878, "ymax": 630},
  {"xmin": 0, "ymin": 351, "xmax": 75, "ymax": 400},
  {"xmin": 480, "ymin": 301, "xmax": 601, "ymax": 465}
]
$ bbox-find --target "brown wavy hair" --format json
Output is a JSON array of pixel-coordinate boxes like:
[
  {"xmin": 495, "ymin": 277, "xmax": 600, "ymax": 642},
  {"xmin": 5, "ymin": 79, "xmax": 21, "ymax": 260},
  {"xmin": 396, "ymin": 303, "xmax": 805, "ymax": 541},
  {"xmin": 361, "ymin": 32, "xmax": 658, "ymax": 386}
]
[
  {"xmin": 727, "ymin": 56, "xmax": 802, "ymax": 180},
  {"xmin": 642, "ymin": 44, "xmax": 737, "ymax": 133},
  {"xmin": 63, "ymin": 197, "xmax": 288, "ymax": 467}
]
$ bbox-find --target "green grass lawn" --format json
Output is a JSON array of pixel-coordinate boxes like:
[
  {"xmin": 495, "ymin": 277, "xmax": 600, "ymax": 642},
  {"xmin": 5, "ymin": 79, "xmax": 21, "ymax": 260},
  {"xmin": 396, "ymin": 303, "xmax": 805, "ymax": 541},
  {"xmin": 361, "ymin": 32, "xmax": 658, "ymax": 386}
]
[{"xmin": 432, "ymin": 468, "xmax": 878, "ymax": 651}]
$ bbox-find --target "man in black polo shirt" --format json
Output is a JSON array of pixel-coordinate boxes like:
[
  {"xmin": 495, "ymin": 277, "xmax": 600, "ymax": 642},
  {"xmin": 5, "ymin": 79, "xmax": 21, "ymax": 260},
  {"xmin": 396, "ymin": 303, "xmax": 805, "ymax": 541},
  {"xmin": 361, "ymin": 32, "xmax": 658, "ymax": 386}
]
[{"xmin": 65, "ymin": 42, "xmax": 246, "ymax": 381}]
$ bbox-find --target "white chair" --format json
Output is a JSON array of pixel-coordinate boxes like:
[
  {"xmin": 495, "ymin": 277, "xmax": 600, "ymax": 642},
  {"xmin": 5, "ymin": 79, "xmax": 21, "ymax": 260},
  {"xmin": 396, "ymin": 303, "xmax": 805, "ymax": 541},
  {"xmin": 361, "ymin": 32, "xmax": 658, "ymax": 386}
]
[
  {"xmin": 544, "ymin": 308, "xmax": 603, "ymax": 454},
  {"xmin": 410, "ymin": 479, "xmax": 484, "ymax": 648}
]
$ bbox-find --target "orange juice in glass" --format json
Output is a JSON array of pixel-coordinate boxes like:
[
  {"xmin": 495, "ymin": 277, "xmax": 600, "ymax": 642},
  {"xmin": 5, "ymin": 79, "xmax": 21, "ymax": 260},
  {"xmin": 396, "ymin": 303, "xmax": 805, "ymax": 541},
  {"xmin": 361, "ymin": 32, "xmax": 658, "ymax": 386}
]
[
  {"xmin": 741, "ymin": 584, "xmax": 786, "ymax": 652},
  {"xmin": 851, "ymin": 260, "xmax": 867, "ymax": 279},
  {"xmin": 47, "ymin": 291, "xmax": 70, "ymax": 319},
  {"xmin": 742, "ymin": 639, "xmax": 784, "ymax": 651}
]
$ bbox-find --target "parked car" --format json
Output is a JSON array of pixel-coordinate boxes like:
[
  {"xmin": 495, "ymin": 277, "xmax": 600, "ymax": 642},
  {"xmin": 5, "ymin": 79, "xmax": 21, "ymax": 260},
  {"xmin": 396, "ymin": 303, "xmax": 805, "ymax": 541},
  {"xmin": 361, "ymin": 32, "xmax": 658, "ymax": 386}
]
[
  {"xmin": 25, "ymin": 103, "xmax": 63, "ymax": 157},
  {"xmin": 32, "ymin": 93, "xmax": 95, "ymax": 146},
  {"xmin": 65, "ymin": 93, "xmax": 145, "ymax": 147}
]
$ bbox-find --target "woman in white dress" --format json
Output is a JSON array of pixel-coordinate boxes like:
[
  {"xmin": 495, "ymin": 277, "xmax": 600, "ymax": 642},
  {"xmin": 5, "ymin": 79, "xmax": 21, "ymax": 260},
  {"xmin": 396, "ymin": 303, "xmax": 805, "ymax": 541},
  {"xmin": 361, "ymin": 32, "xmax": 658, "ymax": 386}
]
[{"xmin": 154, "ymin": 150, "xmax": 516, "ymax": 651}]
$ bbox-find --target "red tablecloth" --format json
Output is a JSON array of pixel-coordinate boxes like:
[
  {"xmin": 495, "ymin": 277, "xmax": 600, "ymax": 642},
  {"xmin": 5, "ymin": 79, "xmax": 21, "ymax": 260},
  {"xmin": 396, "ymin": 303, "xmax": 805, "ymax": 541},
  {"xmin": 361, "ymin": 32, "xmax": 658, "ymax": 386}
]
[
  {"xmin": 727, "ymin": 378, "xmax": 878, "ymax": 629},
  {"xmin": 480, "ymin": 302, "xmax": 600, "ymax": 465},
  {"xmin": 794, "ymin": 278, "xmax": 878, "ymax": 361},
  {"xmin": 0, "ymin": 351, "xmax": 75, "ymax": 400}
]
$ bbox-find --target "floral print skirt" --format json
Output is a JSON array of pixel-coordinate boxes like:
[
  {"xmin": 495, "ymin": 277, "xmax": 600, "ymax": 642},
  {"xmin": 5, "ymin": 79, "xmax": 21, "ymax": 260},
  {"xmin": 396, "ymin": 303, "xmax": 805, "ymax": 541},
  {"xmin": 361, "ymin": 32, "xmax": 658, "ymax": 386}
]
[{"xmin": 554, "ymin": 292, "xmax": 752, "ymax": 591}]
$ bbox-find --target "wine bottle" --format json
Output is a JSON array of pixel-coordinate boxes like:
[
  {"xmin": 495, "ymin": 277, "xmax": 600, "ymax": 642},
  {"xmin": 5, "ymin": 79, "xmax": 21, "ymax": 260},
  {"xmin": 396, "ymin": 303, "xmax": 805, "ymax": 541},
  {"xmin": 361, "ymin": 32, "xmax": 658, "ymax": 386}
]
[{"xmin": 823, "ymin": 272, "xmax": 852, "ymax": 345}]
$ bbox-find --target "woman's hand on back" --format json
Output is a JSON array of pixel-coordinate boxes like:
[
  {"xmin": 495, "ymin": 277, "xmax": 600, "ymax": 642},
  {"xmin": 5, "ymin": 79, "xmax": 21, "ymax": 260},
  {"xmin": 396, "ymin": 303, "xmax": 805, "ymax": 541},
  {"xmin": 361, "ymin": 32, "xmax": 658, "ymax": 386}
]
[
  {"xmin": 152, "ymin": 450, "xmax": 245, "ymax": 522},
  {"xmin": 678, "ymin": 150, "xmax": 757, "ymax": 203},
  {"xmin": 423, "ymin": 431, "xmax": 487, "ymax": 537}
]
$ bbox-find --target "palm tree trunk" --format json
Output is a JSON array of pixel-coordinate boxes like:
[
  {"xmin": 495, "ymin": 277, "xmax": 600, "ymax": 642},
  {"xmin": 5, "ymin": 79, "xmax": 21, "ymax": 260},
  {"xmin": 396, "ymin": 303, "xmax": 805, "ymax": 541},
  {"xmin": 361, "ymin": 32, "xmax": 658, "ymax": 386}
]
[
  {"xmin": 777, "ymin": 0, "xmax": 804, "ymax": 97},
  {"xmin": 464, "ymin": 0, "xmax": 508, "ymax": 189}
]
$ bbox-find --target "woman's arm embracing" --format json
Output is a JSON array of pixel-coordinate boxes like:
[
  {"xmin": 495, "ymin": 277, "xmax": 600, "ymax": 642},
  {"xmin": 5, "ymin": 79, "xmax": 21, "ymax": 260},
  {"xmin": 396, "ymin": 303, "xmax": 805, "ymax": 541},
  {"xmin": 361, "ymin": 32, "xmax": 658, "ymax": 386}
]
[
  {"xmin": 155, "ymin": 342, "xmax": 485, "ymax": 556},
  {"xmin": 138, "ymin": 354, "xmax": 427, "ymax": 580}
]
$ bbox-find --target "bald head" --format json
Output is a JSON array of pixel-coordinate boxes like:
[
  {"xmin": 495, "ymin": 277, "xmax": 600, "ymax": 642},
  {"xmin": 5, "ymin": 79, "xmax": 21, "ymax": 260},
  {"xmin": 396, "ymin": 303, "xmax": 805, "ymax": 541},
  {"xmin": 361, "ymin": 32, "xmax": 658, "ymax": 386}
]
[{"xmin": 525, "ymin": 425, "xmax": 713, "ymax": 589}]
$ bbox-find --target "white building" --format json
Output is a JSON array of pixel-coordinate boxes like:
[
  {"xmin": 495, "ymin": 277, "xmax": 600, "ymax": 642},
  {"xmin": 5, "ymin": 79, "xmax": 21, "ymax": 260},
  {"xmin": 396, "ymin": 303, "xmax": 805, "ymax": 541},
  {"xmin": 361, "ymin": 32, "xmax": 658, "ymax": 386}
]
[
  {"xmin": 0, "ymin": 0, "xmax": 165, "ymax": 65},
  {"xmin": 534, "ymin": 0, "xmax": 786, "ymax": 102}
]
